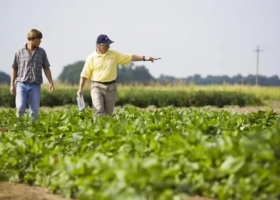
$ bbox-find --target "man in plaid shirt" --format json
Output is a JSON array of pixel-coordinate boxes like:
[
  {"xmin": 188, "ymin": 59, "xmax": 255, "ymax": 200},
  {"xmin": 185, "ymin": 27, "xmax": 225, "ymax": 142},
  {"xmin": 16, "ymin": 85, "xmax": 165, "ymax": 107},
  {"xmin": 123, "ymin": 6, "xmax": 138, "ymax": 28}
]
[{"xmin": 10, "ymin": 29, "xmax": 54, "ymax": 120}]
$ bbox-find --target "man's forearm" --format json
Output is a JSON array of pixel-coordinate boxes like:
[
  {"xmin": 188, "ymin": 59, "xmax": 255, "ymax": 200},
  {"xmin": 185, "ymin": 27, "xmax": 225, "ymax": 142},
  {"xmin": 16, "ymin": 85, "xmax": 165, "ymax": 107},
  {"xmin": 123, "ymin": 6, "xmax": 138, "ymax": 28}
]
[
  {"xmin": 132, "ymin": 55, "xmax": 156, "ymax": 62},
  {"xmin": 10, "ymin": 69, "xmax": 18, "ymax": 86},
  {"xmin": 79, "ymin": 77, "xmax": 87, "ymax": 91},
  {"xmin": 43, "ymin": 68, "xmax": 54, "ymax": 84},
  {"xmin": 132, "ymin": 55, "xmax": 145, "ymax": 61}
]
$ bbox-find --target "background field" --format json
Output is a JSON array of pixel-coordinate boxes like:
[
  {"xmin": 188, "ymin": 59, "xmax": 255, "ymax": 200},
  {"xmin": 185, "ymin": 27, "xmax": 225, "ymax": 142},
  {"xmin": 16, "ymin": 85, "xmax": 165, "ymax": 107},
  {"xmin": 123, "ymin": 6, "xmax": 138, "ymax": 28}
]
[{"xmin": 1, "ymin": 83, "xmax": 280, "ymax": 109}]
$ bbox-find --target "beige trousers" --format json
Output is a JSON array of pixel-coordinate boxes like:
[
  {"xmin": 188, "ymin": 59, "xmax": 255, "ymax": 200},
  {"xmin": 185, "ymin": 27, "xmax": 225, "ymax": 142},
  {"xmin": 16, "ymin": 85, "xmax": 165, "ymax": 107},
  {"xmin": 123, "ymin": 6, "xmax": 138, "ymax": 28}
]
[{"xmin": 90, "ymin": 82, "xmax": 117, "ymax": 116}]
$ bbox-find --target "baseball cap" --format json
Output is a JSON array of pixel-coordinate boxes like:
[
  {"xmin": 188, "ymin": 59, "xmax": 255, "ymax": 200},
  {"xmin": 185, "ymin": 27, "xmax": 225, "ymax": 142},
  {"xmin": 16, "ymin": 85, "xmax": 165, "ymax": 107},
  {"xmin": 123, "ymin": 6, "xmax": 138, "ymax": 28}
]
[{"xmin": 96, "ymin": 34, "xmax": 114, "ymax": 45}]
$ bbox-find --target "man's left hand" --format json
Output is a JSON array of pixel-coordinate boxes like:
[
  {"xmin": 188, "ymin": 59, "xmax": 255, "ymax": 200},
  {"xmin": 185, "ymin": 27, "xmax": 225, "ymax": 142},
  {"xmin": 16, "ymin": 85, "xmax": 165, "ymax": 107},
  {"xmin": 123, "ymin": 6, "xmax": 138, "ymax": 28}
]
[
  {"xmin": 49, "ymin": 83, "xmax": 54, "ymax": 93},
  {"xmin": 145, "ymin": 56, "xmax": 156, "ymax": 62}
]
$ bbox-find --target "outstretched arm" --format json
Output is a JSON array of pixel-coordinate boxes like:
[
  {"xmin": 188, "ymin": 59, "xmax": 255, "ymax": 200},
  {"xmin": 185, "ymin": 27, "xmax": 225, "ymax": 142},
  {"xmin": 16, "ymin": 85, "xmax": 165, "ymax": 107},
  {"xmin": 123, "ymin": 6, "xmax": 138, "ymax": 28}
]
[{"xmin": 132, "ymin": 55, "xmax": 156, "ymax": 62}]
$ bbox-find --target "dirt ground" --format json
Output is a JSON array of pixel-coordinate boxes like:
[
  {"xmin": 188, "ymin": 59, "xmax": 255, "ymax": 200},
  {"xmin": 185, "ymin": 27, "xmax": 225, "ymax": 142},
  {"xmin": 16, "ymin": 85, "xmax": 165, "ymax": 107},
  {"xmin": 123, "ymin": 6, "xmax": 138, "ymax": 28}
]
[
  {"xmin": 203, "ymin": 106, "xmax": 280, "ymax": 114},
  {"xmin": 0, "ymin": 182, "xmax": 71, "ymax": 200},
  {"xmin": 0, "ymin": 182, "xmax": 212, "ymax": 200}
]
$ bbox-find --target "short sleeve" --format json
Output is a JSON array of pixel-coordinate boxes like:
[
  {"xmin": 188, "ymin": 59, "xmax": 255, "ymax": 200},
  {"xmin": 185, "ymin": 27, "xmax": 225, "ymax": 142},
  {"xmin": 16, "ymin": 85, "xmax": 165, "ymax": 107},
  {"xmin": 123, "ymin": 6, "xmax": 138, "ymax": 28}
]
[
  {"xmin": 115, "ymin": 51, "xmax": 132, "ymax": 66},
  {"xmin": 43, "ymin": 50, "xmax": 50, "ymax": 69},
  {"xmin": 80, "ymin": 55, "xmax": 93, "ymax": 79},
  {"xmin": 12, "ymin": 52, "xmax": 18, "ymax": 69}
]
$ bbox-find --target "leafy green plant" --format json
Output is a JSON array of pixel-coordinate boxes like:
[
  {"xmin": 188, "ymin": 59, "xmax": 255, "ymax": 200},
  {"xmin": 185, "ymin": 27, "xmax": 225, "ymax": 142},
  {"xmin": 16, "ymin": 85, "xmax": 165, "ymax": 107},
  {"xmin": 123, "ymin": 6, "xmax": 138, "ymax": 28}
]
[{"xmin": 0, "ymin": 106, "xmax": 279, "ymax": 199}]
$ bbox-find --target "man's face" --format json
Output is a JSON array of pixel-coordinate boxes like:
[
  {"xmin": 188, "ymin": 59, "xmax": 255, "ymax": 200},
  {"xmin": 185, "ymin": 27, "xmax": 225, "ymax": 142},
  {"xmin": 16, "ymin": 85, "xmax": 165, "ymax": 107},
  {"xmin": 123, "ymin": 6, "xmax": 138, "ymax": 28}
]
[
  {"xmin": 97, "ymin": 43, "xmax": 110, "ymax": 54},
  {"xmin": 32, "ymin": 38, "xmax": 41, "ymax": 48}
]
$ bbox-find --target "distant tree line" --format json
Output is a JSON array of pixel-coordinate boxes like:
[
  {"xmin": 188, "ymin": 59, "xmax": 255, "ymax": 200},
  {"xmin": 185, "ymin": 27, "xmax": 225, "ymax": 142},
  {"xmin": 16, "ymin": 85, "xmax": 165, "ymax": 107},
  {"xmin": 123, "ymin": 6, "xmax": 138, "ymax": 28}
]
[
  {"xmin": 58, "ymin": 61, "xmax": 280, "ymax": 86},
  {"xmin": 1, "ymin": 63, "xmax": 280, "ymax": 86},
  {"xmin": 158, "ymin": 74, "xmax": 280, "ymax": 86}
]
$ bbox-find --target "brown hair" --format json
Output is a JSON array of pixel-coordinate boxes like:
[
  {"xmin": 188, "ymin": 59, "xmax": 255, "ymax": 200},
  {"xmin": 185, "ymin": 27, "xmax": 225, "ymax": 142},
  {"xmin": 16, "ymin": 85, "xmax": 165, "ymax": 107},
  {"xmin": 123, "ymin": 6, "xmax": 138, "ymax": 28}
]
[{"xmin": 27, "ymin": 29, "xmax": 43, "ymax": 40}]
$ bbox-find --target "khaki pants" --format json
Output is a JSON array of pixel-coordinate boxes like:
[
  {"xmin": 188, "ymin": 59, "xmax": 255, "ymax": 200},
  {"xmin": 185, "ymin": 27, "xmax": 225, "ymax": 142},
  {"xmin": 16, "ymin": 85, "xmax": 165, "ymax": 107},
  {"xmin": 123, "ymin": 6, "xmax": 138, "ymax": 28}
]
[{"xmin": 90, "ymin": 82, "xmax": 117, "ymax": 116}]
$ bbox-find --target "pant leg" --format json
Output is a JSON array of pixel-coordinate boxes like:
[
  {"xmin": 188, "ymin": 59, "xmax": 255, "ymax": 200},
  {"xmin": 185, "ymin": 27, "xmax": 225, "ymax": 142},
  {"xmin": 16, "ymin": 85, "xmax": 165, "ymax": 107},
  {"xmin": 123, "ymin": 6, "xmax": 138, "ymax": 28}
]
[
  {"xmin": 15, "ymin": 82, "xmax": 28, "ymax": 117},
  {"xmin": 104, "ymin": 83, "xmax": 117, "ymax": 115},
  {"xmin": 90, "ymin": 82, "xmax": 106, "ymax": 116},
  {"xmin": 27, "ymin": 83, "xmax": 41, "ymax": 120}
]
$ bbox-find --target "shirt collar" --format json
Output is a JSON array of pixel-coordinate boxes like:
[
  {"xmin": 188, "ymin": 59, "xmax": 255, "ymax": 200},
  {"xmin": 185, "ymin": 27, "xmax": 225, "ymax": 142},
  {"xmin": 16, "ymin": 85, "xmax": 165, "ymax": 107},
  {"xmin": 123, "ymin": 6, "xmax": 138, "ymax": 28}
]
[
  {"xmin": 93, "ymin": 49, "xmax": 111, "ymax": 57},
  {"xmin": 25, "ymin": 43, "xmax": 39, "ymax": 51}
]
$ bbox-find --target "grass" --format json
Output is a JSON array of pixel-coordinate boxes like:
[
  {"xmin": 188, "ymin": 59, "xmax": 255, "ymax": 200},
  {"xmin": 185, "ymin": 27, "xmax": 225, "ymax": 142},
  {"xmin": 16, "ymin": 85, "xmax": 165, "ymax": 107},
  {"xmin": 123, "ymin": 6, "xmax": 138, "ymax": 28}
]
[
  {"xmin": 36, "ymin": 82, "xmax": 280, "ymax": 100},
  {"xmin": 1, "ymin": 82, "xmax": 280, "ymax": 105}
]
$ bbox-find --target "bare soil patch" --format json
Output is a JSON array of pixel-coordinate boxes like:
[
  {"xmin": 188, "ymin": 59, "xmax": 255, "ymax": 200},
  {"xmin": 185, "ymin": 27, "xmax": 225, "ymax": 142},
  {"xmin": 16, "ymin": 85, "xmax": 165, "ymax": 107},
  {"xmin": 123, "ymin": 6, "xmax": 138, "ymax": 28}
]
[
  {"xmin": 0, "ymin": 182, "xmax": 71, "ymax": 200},
  {"xmin": 209, "ymin": 106, "xmax": 280, "ymax": 114},
  {"xmin": 0, "ymin": 182, "xmax": 212, "ymax": 200}
]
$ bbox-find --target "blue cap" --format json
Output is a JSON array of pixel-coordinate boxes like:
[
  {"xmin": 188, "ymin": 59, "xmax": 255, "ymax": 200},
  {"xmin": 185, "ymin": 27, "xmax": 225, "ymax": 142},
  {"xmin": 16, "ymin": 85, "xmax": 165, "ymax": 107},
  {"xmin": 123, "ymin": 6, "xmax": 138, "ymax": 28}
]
[{"xmin": 96, "ymin": 34, "xmax": 114, "ymax": 45}]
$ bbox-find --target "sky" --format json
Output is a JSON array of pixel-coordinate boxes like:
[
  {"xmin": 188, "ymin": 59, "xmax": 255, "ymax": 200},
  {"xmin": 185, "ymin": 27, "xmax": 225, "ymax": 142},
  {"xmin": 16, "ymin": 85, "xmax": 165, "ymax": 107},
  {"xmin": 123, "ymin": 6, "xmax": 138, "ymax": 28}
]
[{"xmin": 0, "ymin": 0, "xmax": 279, "ymax": 82}]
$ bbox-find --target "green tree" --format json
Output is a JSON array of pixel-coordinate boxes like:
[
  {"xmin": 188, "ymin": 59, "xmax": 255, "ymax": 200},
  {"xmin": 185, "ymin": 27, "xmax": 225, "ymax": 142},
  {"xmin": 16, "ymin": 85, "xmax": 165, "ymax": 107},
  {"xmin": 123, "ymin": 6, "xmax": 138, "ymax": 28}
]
[
  {"xmin": 58, "ymin": 61, "xmax": 85, "ymax": 85},
  {"xmin": 0, "ymin": 71, "xmax": 10, "ymax": 84},
  {"xmin": 117, "ymin": 63, "xmax": 155, "ymax": 85}
]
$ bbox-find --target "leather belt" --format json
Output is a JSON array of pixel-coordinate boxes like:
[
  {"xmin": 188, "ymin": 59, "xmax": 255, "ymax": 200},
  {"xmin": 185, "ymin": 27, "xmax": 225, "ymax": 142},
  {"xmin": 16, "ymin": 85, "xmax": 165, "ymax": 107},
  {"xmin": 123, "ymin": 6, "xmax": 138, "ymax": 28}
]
[{"xmin": 93, "ymin": 80, "xmax": 116, "ymax": 85}]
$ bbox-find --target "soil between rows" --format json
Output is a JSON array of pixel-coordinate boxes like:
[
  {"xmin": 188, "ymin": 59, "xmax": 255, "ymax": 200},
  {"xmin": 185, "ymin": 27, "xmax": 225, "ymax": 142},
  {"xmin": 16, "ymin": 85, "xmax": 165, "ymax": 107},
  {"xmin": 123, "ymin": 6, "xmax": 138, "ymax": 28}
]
[{"xmin": 0, "ymin": 182, "xmax": 212, "ymax": 200}]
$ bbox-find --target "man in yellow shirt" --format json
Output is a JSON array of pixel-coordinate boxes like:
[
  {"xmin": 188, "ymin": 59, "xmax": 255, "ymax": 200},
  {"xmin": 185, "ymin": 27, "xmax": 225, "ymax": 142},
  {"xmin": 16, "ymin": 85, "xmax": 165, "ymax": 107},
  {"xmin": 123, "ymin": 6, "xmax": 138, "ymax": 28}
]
[{"xmin": 77, "ymin": 34, "xmax": 156, "ymax": 116}]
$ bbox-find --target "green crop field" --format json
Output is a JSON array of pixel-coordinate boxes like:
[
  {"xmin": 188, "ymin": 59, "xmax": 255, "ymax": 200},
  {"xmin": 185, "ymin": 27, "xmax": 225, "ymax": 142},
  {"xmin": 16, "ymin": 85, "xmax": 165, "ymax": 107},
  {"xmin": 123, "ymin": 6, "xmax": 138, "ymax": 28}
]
[
  {"xmin": 1, "ymin": 104, "xmax": 280, "ymax": 200},
  {"xmin": 0, "ymin": 84, "xmax": 280, "ymax": 199},
  {"xmin": 1, "ymin": 84, "xmax": 280, "ymax": 109}
]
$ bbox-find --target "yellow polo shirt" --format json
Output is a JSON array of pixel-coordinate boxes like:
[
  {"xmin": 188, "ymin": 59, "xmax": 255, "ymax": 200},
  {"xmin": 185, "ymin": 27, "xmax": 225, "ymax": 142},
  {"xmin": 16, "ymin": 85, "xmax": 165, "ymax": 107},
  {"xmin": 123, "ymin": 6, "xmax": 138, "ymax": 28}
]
[{"xmin": 80, "ymin": 50, "xmax": 132, "ymax": 82}]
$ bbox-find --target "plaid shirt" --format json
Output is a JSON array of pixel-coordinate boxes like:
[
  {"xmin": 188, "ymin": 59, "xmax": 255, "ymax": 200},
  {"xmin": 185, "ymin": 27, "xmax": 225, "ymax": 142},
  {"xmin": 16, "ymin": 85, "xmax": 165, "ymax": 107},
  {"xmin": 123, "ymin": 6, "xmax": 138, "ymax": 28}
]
[{"xmin": 12, "ymin": 44, "xmax": 50, "ymax": 84}]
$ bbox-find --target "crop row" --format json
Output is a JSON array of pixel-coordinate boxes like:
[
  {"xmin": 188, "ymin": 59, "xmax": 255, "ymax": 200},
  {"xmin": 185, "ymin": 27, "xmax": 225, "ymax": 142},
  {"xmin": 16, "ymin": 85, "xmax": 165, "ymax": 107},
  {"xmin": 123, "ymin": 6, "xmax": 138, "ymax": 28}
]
[
  {"xmin": 0, "ymin": 87, "xmax": 263, "ymax": 108},
  {"xmin": 0, "ymin": 106, "xmax": 280, "ymax": 199}
]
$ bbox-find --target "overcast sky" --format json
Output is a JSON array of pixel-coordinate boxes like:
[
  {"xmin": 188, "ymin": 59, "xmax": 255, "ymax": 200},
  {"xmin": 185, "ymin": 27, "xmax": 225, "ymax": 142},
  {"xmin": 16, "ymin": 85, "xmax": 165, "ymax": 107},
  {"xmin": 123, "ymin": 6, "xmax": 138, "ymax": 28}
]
[{"xmin": 0, "ymin": 0, "xmax": 279, "ymax": 81}]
